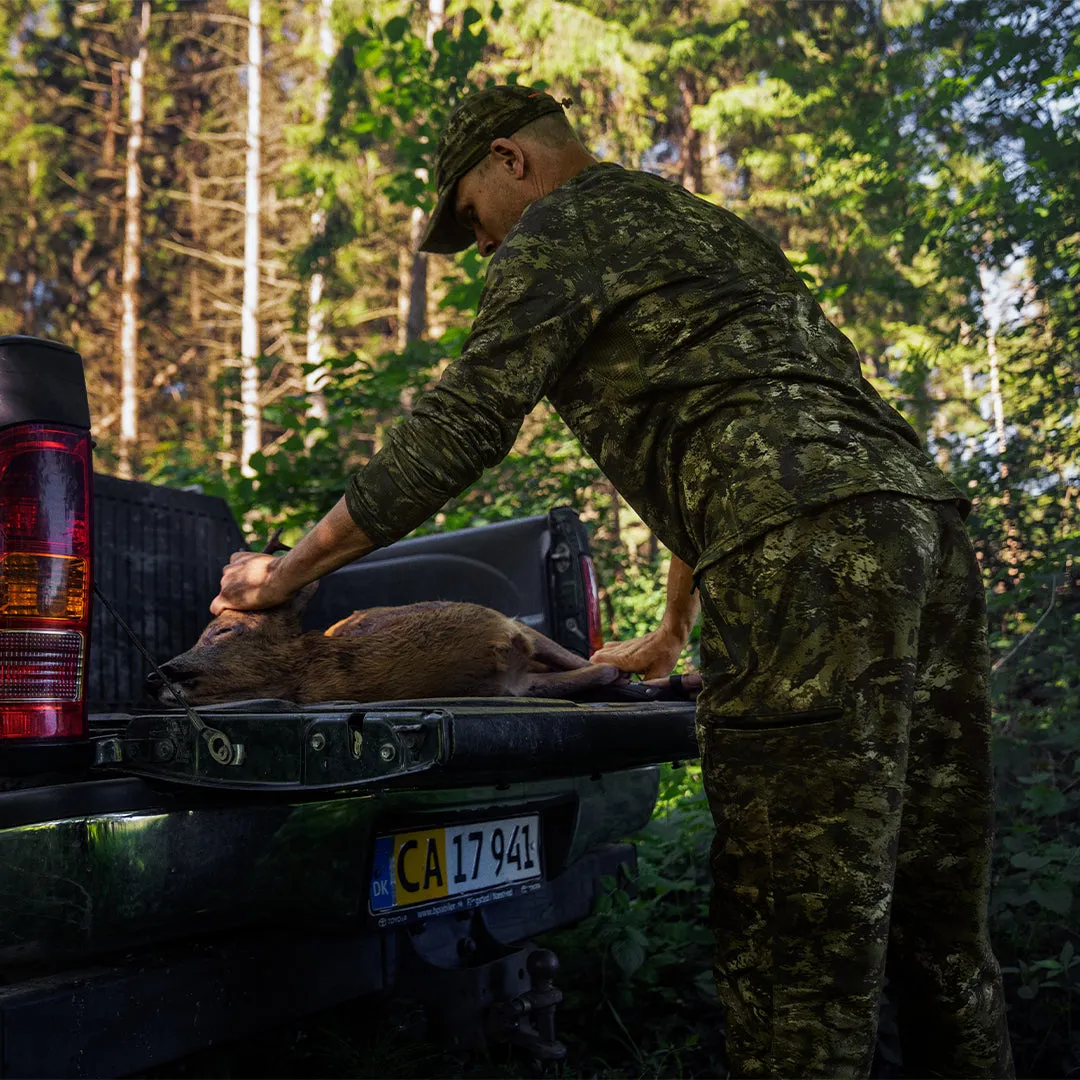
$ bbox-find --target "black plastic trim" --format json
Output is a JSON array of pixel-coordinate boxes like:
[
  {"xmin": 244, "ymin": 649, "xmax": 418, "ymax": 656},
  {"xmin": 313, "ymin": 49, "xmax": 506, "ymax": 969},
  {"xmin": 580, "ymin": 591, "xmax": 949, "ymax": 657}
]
[
  {"xmin": 0, "ymin": 336, "xmax": 90, "ymax": 429},
  {"xmin": 0, "ymin": 739, "xmax": 95, "ymax": 781}
]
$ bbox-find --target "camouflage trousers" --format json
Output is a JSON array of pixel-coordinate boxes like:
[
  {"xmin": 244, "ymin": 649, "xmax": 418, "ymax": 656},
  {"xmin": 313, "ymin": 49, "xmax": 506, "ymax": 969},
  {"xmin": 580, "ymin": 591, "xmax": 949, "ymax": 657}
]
[{"xmin": 695, "ymin": 493, "xmax": 1014, "ymax": 1079}]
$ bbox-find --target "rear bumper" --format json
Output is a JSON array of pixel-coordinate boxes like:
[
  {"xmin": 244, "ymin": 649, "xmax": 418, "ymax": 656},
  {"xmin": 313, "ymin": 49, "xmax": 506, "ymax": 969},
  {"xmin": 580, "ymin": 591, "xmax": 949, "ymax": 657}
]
[
  {"xmin": 0, "ymin": 842, "xmax": 635, "ymax": 1079},
  {"xmin": 0, "ymin": 767, "xmax": 659, "ymax": 963}
]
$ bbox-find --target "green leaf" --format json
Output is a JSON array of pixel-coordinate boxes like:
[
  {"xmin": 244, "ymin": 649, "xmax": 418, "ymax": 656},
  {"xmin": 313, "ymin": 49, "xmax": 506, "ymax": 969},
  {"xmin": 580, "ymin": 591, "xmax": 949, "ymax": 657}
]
[
  {"xmin": 1009, "ymin": 852, "xmax": 1053, "ymax": 870},
  {"xmin": 694, "ymin": 969, "xmax": 717, "ymax": 998},
  {"xmin": 611, "ymin": 938, "xmax": 646, "ymax": 976},
  {"xmin": 384, "ymin": 16, "xmax": 409, "ymax": 43},
  {"xmin": 1023, "ymin": 785, "xmax": 1067, "ymax": 817},
  {"xmin": 353, "ymin": 38, "xmax": 383, "ymax": 69},
  {"xmin": 1027, "ymin": 882, "xmax": 1073, "ymax": 916}
]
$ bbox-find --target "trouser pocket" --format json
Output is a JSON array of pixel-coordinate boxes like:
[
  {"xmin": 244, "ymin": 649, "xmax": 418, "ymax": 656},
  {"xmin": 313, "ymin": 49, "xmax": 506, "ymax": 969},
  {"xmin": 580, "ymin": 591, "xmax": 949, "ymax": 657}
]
[{"xmin": 710, "ymin": 705, "xmax": 844, "ymax": 731}]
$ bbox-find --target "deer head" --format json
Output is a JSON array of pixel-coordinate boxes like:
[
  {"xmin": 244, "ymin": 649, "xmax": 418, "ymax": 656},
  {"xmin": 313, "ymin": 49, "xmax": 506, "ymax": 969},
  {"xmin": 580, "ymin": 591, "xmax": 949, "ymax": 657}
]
[{"xmin": 147, "ymin": 530, "xmax": 317, "ymax": 705}]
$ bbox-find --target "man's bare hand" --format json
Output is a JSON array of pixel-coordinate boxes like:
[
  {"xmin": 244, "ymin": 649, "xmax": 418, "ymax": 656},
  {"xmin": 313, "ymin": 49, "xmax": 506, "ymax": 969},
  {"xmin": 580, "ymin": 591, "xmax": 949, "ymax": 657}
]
[
  {"xmin": 210, "ymin": 552, "xmax": 293, "ymax": 615},
  {"xmin": 590, "ymin": 627, "xmax": 687, "ymax": 681}
]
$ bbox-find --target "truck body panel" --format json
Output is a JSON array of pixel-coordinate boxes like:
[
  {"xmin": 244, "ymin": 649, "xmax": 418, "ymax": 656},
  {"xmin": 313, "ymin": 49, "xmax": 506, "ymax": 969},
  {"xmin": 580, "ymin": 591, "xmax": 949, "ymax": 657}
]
[{"xmin": 0, "ymin": 767, "xmax": 661, "ymax": 966}]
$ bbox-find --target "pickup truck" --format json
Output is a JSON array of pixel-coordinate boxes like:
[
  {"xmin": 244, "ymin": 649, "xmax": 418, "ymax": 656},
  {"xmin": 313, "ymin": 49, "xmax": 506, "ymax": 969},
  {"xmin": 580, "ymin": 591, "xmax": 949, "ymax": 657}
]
[{"xmin": 0, "ymin": 334, "xmax": 699, "ymax": 1078}]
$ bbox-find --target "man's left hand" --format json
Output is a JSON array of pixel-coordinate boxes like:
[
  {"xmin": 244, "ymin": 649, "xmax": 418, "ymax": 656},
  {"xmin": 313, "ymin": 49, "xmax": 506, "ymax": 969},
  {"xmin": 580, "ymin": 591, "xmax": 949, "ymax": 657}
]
[{"xmin": 591, "ymin": 627, "xmax": 686, "ymax": 680}]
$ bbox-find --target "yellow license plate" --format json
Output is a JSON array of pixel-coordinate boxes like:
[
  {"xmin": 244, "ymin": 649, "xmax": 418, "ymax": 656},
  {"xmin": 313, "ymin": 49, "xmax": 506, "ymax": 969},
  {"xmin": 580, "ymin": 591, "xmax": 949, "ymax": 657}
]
[{"xmin": 369, "ymin": 813, "xmax": 541, "ymax": 915}]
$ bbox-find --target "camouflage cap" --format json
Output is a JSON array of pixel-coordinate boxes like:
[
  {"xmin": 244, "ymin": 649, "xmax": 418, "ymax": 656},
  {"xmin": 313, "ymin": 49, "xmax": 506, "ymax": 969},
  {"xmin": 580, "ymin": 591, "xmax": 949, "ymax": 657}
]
[{"xmin": 419, "ymin": 85, "xmax": 569, "ymax": 255}]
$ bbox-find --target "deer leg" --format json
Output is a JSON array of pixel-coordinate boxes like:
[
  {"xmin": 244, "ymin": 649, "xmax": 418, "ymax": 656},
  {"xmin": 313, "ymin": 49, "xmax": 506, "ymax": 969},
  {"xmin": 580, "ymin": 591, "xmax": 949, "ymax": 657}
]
[
  {"xmin": 515, "ymin": 624, "xmax": 593, "ymax": 671},
  {"xmin": 524, "ymin": 663, "xmax": 624, "ymax": 698}
]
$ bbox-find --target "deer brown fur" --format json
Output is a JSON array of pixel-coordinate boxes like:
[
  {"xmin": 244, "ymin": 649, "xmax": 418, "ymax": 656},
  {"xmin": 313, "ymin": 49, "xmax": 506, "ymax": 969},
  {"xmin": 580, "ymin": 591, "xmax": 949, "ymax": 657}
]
[{"xmin": 147, "ymin": 586, "xmax": 625, "ymax": 707}]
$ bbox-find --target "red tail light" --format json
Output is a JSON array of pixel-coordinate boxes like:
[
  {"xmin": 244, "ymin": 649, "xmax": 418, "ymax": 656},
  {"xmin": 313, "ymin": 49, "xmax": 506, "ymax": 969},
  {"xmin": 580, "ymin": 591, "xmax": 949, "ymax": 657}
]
[
  {"xmin": 579, "ymin": 554, "xmax": 604, "ymax": 656},
  {"xmin": 0, "ymin": 424, "xmax": 93, "ymax": 739}
]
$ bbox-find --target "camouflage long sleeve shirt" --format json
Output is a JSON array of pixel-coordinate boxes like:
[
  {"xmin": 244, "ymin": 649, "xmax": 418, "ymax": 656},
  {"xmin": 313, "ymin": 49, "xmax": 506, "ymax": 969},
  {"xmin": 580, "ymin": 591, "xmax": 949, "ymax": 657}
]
[{"xmin": 345, "ymin": 163, "xmax": 967, "ymax": 578}]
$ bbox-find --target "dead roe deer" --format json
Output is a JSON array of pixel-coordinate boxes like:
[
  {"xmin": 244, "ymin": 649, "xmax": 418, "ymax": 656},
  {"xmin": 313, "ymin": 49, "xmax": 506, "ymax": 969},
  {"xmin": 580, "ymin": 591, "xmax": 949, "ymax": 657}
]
[{"xmin": 146, "ymin": 583, "xmax": 625, "ymax": 706}]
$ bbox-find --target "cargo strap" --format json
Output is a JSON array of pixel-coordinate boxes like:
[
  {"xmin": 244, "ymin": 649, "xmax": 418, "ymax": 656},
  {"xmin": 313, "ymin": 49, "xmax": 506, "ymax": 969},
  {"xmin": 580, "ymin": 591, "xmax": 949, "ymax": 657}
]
[{"xmin": 92, "ymin": 583, "xmax": 237, "ymax": 765}]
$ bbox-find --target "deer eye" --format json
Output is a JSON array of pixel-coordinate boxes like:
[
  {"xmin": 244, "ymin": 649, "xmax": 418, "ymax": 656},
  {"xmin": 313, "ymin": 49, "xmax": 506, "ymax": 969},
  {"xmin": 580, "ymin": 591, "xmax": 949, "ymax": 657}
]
[{"xmin": 209, "ymin": 625, "xmax": 238, "ymax": 640}]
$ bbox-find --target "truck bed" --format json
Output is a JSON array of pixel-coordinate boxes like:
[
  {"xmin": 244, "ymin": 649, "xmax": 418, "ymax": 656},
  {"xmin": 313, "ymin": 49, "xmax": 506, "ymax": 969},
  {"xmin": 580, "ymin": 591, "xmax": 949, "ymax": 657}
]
[{"xmin": 88, "ymin": 476, "xmax": 595, "ymax": 713}]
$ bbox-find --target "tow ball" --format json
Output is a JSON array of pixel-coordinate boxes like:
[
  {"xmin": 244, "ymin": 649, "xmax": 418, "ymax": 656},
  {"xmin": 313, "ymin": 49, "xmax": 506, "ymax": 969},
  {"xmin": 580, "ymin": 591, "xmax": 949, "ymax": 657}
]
[{"xmin": 487, "ymin": 948, "xmax": 567, "ymax": 1062}]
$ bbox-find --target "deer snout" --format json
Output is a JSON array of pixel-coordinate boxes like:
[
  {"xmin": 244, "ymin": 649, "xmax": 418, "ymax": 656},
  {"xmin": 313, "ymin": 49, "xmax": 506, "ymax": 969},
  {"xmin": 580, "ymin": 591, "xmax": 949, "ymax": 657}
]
[
  {"xmin": 146, "ymin": 661, "xmax": 178, "ymax": 688},
  {"xmin": 145, "ymin": 661, "xmax": 197, "ymax": 702}
]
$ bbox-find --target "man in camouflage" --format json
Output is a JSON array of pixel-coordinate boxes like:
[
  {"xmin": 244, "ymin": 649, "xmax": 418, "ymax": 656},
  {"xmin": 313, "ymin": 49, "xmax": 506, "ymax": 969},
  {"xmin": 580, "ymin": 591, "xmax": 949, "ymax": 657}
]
[{"xmin": 212, "ymin": 86, "xmax": 1014, "ymax": 1078}]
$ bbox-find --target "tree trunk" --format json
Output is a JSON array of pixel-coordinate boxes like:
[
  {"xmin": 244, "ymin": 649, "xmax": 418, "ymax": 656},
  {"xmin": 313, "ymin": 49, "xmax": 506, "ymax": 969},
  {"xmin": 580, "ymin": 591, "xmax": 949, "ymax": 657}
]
[
  {"xmin": 118, "ymin": 0, "xmax": 150, "ymax": 480},
  {"xmin": 979, "ymin": 265, "xmax": 1008, "ymax": 468},
  {"xmin": 21, "ymin": 160, "xmax": 39, "ymax": 337},
  {"xmin": 395, "ymin": 0, "xmax": 444, "ymax": 354},
  {"xmin": 189, "ymin": 171, "xmax": 202, "ymax": 324},
  {"xmin": 304, "ymin": 0, "xmax": 335, "ymax": 426},
  {"xmin": 105, "ymin": 62, "xmax": 122, "ymax": 240},
  {"xmin": 240, "ymin": 0, "xmax": 263, "ymax": 477},
  {"xmin": 678, "ymin": 71, "xmax": 703, "ymax": 194},
  {"xmin": 396, "ymin": 210, "xmax": 429, "ymax": 350},
  {"xmin": 979, "ymin": 263, "xmax": 1021, "ymax": 579},
  {"xmin": 607, "ymin": 480, "xmax": 626, "ymax": 584}
]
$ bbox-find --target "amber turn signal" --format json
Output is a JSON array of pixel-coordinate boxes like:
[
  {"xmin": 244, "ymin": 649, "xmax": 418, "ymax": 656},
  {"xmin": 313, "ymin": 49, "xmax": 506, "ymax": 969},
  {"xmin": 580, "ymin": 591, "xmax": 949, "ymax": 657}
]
[{"xmin": 0, "ymin": 553, "xmax": 88, "ymax": 621}]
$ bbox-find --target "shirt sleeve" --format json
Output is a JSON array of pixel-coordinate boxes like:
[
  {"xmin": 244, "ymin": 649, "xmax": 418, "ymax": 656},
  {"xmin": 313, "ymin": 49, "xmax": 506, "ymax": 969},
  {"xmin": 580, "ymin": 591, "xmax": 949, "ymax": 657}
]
[{"xmin": 344, "ymin": 202, "xmax": 599, "ymax": 548}]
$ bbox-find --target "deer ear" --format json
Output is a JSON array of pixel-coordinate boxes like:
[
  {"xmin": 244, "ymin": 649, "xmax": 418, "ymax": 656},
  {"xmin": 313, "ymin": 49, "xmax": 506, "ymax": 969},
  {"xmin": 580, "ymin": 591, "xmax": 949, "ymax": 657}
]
[{"xmin": 287, "ymin": 581, "xmax": 319, "ymax": 615}]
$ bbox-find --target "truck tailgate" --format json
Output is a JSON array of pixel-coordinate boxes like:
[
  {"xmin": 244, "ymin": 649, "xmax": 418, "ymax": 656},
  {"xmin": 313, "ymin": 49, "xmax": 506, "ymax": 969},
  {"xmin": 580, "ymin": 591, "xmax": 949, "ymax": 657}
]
[{"xmin": 92, "ymin": 696, "xmax": 698, "ymax": 791}]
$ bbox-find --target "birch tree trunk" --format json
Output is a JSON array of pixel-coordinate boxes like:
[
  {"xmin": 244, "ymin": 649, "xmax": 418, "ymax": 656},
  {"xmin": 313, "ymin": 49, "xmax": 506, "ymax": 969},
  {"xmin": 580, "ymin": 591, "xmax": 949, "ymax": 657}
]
[
  {"xmin": 396, "ymin": 0, "xmax": 445, "ymax": 356},
  {"xmin": 979, "ymin": 262, "xmax": 1021, "ymax": 578},
  {"xmin": 118, "ymin": 0, "xmax": 150, "ymax": 480},
  {"xmin": 240, "ymin": 0, "xmax": 263, "ymax": 477},
  {"xmin": 979, "ymin": 264, "xmax": 1008, "ymax": 470},
  {"xmin": 304, "ymin": 0, "xmax": 335, "ymax": 426}
]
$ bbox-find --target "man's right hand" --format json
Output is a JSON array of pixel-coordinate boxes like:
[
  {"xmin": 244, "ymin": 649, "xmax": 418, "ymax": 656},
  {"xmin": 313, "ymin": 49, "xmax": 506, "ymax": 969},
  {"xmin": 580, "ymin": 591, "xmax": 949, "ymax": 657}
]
[
  {"xmin": 210, "ymin": 552, "xmax": 293, "ymax": 615},
  {"xmin": 590, "ymin": 627, "xmax": 687, "ymax": 680}
]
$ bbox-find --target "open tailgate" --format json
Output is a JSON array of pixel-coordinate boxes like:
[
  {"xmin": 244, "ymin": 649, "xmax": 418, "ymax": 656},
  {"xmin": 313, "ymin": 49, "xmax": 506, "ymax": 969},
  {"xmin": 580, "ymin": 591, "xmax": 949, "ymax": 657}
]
[{"xmin": 93, "ymin": 695, "xmax": 698, "ymax": 792}]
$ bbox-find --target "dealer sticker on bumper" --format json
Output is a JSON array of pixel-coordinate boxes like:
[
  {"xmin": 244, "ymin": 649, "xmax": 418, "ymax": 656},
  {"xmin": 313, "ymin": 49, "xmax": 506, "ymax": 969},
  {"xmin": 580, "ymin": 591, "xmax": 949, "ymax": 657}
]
[{"xmin": 369, "ymin": 813, "xmax": 542, "ymax": 917}]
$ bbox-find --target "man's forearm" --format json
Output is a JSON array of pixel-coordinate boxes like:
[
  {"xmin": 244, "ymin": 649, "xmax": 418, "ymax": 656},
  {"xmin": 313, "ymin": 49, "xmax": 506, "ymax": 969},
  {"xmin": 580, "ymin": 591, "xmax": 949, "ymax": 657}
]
[
  {"xmin": 271, "ymin": 497, "xmax": 377, "ymax": 593},
  {"xmin": 660, "ymin": 555, "xmax": 701, "ymax": 642}
]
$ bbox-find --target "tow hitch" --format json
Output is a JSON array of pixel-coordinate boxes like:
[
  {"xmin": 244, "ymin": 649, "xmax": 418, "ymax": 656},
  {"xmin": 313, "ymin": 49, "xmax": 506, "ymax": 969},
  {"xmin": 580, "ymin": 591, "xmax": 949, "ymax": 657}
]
[{"xmin": 486, "ymin": 948, "xmax": 567, "ymax": 1062}]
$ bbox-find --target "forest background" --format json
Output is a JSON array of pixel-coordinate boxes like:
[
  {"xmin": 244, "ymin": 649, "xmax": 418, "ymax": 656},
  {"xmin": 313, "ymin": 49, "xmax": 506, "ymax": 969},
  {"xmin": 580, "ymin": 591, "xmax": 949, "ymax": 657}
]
[{"xmin": 2, "ymin": 0, "xmax": 1079, "ymax": 1075}]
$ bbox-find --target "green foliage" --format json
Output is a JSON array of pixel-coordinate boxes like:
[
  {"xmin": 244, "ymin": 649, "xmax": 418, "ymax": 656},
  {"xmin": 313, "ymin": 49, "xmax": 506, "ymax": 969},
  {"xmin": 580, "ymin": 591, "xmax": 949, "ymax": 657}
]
[{"xmin": 536, "ymin": 764, "xmax": 722, "ymax": 1074}]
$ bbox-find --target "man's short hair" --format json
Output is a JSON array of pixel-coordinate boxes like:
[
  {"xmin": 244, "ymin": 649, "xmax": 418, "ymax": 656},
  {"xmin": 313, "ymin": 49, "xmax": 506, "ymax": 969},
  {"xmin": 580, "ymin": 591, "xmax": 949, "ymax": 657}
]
[{"xmin": 513, "ymin": 110, "xmax": 581, "ymax": 148}]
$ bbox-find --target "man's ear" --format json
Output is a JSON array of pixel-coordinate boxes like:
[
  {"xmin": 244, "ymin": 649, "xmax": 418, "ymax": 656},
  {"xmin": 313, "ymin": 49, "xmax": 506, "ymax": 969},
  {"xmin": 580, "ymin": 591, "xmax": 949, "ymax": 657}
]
[{"xmin": 489, "ymin": 137, "xmax": 527, "ymax": 178}]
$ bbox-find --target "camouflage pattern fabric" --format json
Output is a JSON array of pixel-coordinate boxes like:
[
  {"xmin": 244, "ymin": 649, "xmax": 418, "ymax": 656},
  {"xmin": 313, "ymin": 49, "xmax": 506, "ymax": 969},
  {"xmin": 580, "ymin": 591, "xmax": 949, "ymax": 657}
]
[
  {"xmin": 696, "ymin": 492, "xmax": 1014, "ymax": 1079},
  {"xmin": 345, "ymin": 162, "xmax": 967, "ymax": 576}
]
